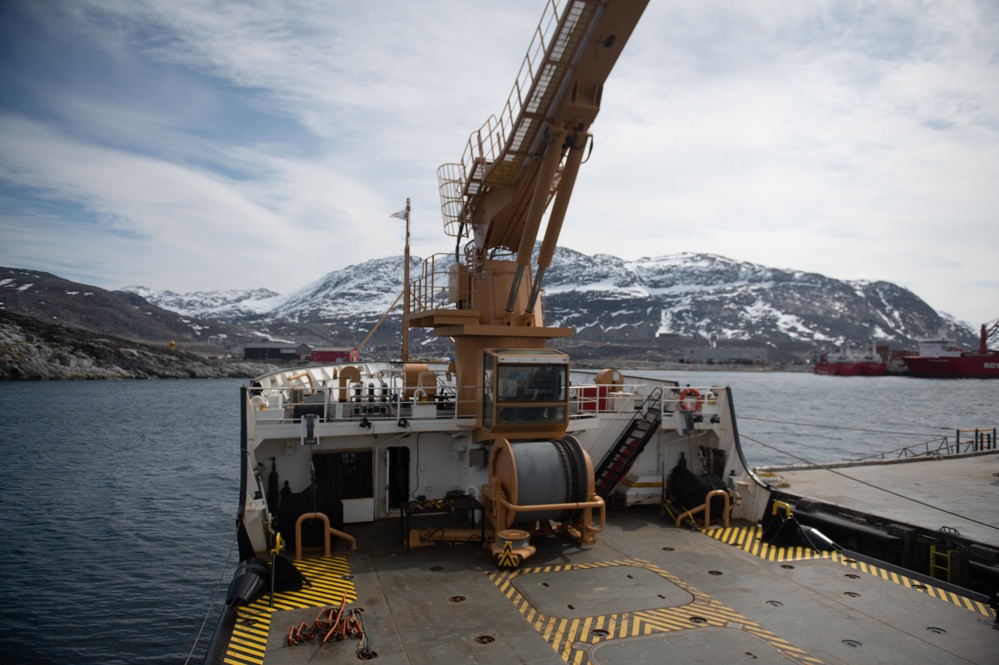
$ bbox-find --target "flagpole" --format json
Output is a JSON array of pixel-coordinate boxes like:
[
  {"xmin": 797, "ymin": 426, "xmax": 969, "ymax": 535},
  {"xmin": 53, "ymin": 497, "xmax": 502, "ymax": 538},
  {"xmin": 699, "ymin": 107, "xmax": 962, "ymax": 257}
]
[{"xmin": 402, "ymin": 198, "xmax": 411, "ymax": 363}]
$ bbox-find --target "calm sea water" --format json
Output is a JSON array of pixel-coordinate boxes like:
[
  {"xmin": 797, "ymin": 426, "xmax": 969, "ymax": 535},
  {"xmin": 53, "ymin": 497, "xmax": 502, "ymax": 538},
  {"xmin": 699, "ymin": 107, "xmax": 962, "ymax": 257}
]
[
  {"xmin": 644, "ymin": 370, "xmax": 999, "ymax": 467},
  {"xmin": 0, "ymin": 379, "xmax": 241, "ymax": 665},
  {"xmin": 0, "ymin": 373, "xmax": 996, "ymax": 664}
]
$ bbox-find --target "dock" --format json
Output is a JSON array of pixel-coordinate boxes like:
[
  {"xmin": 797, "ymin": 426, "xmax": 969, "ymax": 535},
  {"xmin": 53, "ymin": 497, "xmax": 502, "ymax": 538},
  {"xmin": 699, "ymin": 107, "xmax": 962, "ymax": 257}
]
[{"xmin": 765, "ymin": 451, "xmax": 999, "ymax": 549}]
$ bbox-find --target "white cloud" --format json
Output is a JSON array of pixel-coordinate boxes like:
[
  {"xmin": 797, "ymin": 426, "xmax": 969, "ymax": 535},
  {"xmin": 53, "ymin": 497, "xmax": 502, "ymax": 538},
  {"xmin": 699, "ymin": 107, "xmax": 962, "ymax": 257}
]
[{"xmin": 0, "ymin": 0, "xmax": 997, "ymax": 324}]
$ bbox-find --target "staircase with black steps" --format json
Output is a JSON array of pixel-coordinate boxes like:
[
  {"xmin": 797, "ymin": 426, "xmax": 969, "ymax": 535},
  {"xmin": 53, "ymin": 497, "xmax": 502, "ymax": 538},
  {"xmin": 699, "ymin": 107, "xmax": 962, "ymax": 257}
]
[{"xmin": 593, "ymin": 389, "xmax": 663, "ymax": 499}]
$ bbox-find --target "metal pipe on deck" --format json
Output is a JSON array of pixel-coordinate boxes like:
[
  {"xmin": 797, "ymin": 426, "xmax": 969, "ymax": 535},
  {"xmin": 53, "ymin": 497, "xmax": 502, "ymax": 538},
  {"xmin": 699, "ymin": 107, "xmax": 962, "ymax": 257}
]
[{"xmin": 674, "ymin": 489, "xmax": 731, "ymax": 529}]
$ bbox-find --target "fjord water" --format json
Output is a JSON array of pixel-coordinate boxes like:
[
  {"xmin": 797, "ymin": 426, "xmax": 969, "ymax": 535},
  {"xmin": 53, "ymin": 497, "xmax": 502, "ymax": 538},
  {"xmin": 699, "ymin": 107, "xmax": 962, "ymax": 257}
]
[
  {"xmin": 0, "ymin": 373, "xmax": 996, "ymax": 664},
  {"xmin": 0, "ymin": 379, "xmax": 240, "ymax": 665},
  {"xmin": 647, "ymin": 370, "xmax": 999, "ymax": 467}
]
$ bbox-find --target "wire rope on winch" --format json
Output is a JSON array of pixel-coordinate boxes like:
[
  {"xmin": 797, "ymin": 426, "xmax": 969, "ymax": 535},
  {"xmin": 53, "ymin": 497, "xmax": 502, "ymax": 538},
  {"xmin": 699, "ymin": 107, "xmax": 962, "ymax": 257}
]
[{"xmin": 504, "ymin": 437, "xmax": 589, "ymax": 523}]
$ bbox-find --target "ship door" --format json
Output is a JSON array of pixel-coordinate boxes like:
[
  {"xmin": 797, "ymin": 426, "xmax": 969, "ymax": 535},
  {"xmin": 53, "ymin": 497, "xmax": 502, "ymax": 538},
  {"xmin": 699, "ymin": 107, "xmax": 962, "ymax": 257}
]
[
  {"xmin": 313, "ymin": 450, "xmax": 374, "ymax": 524},
  {"xmin": 383, "ymin": 446, "xmax": 410, "ymax": 516}
]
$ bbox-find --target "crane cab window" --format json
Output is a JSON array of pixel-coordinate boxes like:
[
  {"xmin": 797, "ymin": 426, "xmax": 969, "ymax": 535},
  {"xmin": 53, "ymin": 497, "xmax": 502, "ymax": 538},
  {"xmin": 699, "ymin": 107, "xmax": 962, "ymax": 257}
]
[{"xmin": 483, "ymin": 349, "xmax": 568, "ymax": 431}]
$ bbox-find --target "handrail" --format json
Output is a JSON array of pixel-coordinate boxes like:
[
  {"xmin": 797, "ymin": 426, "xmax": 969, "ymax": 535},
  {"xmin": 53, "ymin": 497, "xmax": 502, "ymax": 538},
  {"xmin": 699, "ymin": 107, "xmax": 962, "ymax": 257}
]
[
  {"xmin": 411, "ymin": 253, "xmax": 461, "ymax": 315},
  {"xmin": 253, "ymin": 379, "xmax": 479, "ymax": 425},
  {"xmin": 254, "ymin": 369, "xmax": 705, "ymax": 425},
  {"xmin": 293, "ymin": 512, "xmax": 357, "ymax": 559},
  {"xmin": 956, "ymin": 427, "xmax": 996, "ymax": 452},
  {"xmin": 674, "ymin": 489, "xmax": 730, "ymax": 530},
  {"xmin": 850, "ymin": 434, "xmax": 996, "ymax": 462},
  {"xmin": 438, "ymin": 0, "xmax": 601, "ymax": 238},
  {"xmin": 498, "ymin": 494, "xmax": 606, "ymax": 535}
]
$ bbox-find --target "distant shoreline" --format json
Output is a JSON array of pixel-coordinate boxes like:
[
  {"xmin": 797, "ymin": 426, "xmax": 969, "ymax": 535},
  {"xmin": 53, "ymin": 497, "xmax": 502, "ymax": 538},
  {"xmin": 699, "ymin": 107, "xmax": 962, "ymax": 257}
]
[
  {"xmin": 0, "ymin": 309, "xmax": 856, "ymax": 381},
  {"xmin": 1, "ymin": 310, "xmax": 276, "ymax": 380}
]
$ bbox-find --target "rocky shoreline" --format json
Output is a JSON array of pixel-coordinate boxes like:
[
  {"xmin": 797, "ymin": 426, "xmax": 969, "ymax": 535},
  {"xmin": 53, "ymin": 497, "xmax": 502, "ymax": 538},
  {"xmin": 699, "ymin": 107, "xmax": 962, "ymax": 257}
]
[
  {"xmin": 0, "ymin": 311, "xmax": 277, "ymax": 380},
  {"xmin": 1, "ymin": 310, "xmax": 813, "ymax": 381}
]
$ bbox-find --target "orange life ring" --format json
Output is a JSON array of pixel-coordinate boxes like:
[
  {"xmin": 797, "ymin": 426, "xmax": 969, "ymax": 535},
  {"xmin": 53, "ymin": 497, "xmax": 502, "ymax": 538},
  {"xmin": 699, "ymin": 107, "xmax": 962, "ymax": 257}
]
[{"xmin": 678, "ymin": 388, "xmax": 702, "ymax": 412}]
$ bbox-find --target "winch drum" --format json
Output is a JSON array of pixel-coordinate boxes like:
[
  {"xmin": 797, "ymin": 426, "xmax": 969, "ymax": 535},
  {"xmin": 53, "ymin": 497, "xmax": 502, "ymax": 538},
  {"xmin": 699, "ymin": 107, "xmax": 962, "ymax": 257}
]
[{"xmin": 490, "ymin": 437, "xmax": 592, "ymax": 524}]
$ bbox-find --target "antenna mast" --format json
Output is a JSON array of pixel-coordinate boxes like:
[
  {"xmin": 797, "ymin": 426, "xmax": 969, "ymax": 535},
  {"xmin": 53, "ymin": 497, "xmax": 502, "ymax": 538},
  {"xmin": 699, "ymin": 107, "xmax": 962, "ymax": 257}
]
[{"xmin": 402, "ymin": 198, "xmax": 411, "ymax": 362}]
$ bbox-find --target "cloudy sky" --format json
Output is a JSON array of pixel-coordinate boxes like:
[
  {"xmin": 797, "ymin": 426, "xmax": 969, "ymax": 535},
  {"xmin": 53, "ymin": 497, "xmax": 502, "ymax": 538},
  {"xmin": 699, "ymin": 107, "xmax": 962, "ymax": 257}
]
[{"xmin": 1, "ymin": 0, "xmax": 997, "ymax": 325}]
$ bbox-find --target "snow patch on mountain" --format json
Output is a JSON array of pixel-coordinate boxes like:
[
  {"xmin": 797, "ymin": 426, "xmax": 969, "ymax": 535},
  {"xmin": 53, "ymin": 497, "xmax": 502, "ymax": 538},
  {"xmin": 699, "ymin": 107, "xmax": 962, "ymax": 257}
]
[
  {"xmin": 122, "ymin": 285, "xmax": 284, "ymax": 321},
  {"xmin": 120, "ymin": 247, "xmax": 982, "ymax": 352}
]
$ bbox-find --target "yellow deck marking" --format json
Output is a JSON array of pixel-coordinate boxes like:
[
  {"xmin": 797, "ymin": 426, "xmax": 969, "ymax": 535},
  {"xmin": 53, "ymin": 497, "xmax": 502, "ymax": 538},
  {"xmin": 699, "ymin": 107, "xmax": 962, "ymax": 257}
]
[
  {"xmin": 222, "ymin": 556, "xmax": 357, "ymax": 665},
  {"xmin": 705, "ymin": 525, "xmax": 993, "ymax": 618},
  {"xmin": 498, "ymin": 541, "xmax": 518, "ymax": 567},
  {"xmin": 219, "ymin": 530, "xmax": 993, "ymax": 664},
  {"xmin": 488, "ymin": 558, "xmax": 824, "ymax": 665}
]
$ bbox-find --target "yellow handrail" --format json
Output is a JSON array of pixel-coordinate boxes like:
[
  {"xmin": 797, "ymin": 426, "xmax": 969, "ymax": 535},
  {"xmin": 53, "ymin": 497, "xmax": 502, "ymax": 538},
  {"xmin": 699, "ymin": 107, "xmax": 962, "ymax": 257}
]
[{"xmin": 293, "ymin": 512, "xmax": 357, "ymax": 559}]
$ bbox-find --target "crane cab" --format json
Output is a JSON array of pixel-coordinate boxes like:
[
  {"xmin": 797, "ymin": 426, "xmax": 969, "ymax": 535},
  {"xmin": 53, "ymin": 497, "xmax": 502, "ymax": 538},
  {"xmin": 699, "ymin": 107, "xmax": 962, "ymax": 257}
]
[{"xmin": 482, "ymin": 349, "xmax": 568, "ymax": 438}]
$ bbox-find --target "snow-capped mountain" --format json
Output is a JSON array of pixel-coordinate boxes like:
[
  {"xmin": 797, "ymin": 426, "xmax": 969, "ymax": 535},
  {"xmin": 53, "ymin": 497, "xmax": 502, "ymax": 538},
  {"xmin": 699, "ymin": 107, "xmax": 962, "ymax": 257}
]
[
  {"xmin": 122, "ymin": 286, "xmax": 284, "ymax": 322},
  {"xmin": 121, "ymin": 248, "xmax": 979, "ymax": 354},
  {"xmin": 542, "ymin": 249, "xmax": 964, "ymax": 349},
  {"xmin": 0, "ymin": 267, "xmax": 242, "ymax": 346},
  {"xmin": 264, "ymin": 257, "xmax": 420, "ymax": 324}
]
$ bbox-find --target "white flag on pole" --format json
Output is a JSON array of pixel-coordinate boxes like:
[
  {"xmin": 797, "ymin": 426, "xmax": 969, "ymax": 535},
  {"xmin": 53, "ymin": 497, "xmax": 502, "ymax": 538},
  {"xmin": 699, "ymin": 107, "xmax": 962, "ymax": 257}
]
[{"xmin": 389, "ymin": 209, "xmax": 408, "ymax": 220}]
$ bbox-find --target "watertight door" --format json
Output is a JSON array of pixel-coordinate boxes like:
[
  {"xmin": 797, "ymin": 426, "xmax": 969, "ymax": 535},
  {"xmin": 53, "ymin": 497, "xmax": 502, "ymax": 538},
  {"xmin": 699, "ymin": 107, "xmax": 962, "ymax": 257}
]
[
  {"xmin": 313, "ymin": 450, "xmax": 375, "ymax": 523},
  {"xmin": 382, "ymin": 446, "xmax": 411, "ymax": 518}
]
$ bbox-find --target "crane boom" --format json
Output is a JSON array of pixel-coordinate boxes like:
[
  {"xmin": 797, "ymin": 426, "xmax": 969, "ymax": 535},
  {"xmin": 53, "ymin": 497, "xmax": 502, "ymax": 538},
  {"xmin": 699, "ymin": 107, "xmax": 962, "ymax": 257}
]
[
  {"xmin": 436, "ymin": 0, "xmax": 648, "ymax": 320},
  {"xmin": 408, "ymin": 1, "xmax": 648, "ymax": 438}
]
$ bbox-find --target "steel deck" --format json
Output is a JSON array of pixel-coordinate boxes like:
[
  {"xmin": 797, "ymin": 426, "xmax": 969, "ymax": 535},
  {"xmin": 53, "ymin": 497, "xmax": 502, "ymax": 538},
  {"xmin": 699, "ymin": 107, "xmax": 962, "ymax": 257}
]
[{"xmin": 217, "ymin": 508, "xmax": 997, "ymax": 665}]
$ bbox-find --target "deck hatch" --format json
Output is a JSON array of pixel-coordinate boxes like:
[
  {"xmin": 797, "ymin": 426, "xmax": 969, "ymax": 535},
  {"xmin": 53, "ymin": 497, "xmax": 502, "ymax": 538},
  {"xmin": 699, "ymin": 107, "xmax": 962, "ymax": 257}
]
[
  {"xmin": 490, "ymin": 559, "xmax": 824, "ymax": 665},
  {"xmin": 513, "ymin": 565, "xmax": 691, "ymax": 616}
]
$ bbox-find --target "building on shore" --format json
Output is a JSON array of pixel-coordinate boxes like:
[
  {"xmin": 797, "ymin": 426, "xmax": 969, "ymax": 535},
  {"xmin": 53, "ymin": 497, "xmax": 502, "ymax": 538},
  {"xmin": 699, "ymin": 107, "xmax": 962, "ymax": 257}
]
[
  {"xmin": 242, "ymin": 343, "xmax": 312, "ymax": 362},
  {"xmin": 682, "ymin": 346, "xmax": 770, "ymax": 365}
]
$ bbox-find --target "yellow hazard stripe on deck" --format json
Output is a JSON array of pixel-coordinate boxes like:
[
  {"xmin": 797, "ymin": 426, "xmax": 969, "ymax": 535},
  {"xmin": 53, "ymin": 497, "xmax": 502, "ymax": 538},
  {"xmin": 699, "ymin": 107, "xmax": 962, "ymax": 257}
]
[
  {"xmin": 704, "ymin": 525, "xmax": 993, "ymax": 618},
  {"xmin": 488, "ymin": 559, "xmax": 824, "ymax": 665},
  {"xmin": 223, "ymin": 557, "xmax": 357, "ymax": 665}
]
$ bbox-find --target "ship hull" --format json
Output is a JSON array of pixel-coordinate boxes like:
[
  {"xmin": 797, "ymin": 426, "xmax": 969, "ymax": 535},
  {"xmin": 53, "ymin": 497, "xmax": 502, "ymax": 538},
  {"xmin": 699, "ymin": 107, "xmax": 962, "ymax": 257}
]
[
  {"xmin": 813, "ymin": 361, "xmax": 886, "ymax": 376},
  {"xmin": 902, "ymin": 354, "xmax": 999, "ymax": 378}
]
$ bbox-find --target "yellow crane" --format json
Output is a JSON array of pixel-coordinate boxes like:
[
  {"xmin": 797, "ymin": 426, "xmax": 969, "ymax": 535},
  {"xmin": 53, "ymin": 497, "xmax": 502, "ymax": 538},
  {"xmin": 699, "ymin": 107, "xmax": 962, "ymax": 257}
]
[{"xmin": 407, "ymin": 0, "xmax": 650, "ymax": 442}]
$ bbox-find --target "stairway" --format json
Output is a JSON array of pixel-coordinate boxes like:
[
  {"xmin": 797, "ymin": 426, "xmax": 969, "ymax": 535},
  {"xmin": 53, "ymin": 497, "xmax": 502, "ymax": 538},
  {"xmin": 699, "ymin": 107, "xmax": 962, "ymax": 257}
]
[{"xmin": 593, "ymin": 390, "xmax": 663, "ymax": 499}]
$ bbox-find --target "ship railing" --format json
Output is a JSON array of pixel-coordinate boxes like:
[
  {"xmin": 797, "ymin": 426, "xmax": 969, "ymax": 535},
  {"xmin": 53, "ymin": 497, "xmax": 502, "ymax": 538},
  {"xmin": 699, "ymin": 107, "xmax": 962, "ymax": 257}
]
[
  {"xmin": 253, "ymin": 373, "xmax": 735, "ymax": 425},
  {"xmin": 410, "ymin": 253, "xmax": 463, "ymax": 316},
  {"xmin": 250, "ymin": 371, "xmax": 473, "ymax": 426},
  {"xmin": 851, "ymin": 428, "xmax": 997, "ymax": 462},
  {"xmin": 569, "ymin": 383, "xmax": 727, "ymax": 417},
  {"xmin": 569, "ymin": 381, "xmax": 700, "ymax": 419},
  {"xmin": 660, "ymin": 386, "xmax": 727, "ymax": 415},
  {"xmin": 437, "ymin": 0, "xmax": 570, "ymax": 237},
  {"xmin": 569, "ymin": 382, "xmax": 651, "ymax": 417},
  {"xmin": 956, "ymin": 427, "xmax": 997, "ymax": 451}
]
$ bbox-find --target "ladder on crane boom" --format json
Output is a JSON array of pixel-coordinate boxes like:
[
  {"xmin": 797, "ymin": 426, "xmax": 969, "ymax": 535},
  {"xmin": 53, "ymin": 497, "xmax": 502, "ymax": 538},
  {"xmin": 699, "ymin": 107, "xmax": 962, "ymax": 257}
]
[{"xmin": 434, "ymin": 0, "xmax": 650, "ymax": 326}]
